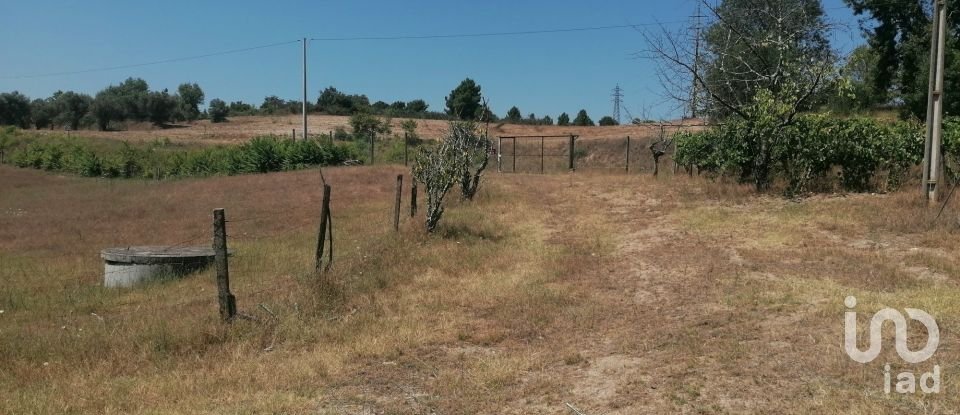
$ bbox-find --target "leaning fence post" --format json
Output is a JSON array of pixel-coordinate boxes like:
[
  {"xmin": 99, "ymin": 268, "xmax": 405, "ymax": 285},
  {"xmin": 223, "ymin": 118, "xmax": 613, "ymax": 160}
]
[
  {"xmin": 411, "ymin": 181, "xmax": 418, "ymax": 217},
  {"xmin": 316, "ymin": 184, "xmax": 331, "ymax": 272},
  {"xmin": 394, "ymin": 175, "xmax": 403, "ymax": 231},
  {"xmin": 213, "ymin": 208, "xmax": 236, "ymax": 322}
]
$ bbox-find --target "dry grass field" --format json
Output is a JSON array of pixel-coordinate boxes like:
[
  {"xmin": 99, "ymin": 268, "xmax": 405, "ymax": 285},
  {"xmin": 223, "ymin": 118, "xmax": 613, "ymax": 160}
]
[
  {"xmin": 32, "ymin": 114, "xmax": 698, "ymax": 144},
  {"xmin": 3, "ymin": 161, "xmax": 960, "ymax": 413}
]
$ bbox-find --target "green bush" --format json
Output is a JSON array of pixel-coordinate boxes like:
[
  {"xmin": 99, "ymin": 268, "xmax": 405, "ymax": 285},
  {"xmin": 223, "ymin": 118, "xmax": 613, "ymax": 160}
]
[
  {"xmin": 6, "ymin": 134, "xmax": 358, "ymax": 179},
  {"xmin": 675, "ymin": 115, "xmax": 924, "ymax": 195}
]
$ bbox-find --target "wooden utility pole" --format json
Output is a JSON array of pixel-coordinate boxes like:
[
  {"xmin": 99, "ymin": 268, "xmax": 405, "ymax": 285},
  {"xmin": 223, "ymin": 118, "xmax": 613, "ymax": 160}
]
[
  {"xmin": 212, "ymin": 208, "xmax": 236, "ymax": 322},
  {"xmin": 302, "ymin": 38, "xmax": 308, "ymax": 141},
  {"xmin": 923, "ymin": 0, "xmax": 948, "ymax": 205}
]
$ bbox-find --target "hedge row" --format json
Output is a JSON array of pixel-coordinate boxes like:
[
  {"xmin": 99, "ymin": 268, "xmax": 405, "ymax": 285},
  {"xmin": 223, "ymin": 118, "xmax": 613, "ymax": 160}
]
[
  {"xmin": 5, "ymin": 134, "xmax": 358, "ymax": 179},
  {"xmin": 674, "ymin": 115, "xmax": 934, "ymax": 194}
]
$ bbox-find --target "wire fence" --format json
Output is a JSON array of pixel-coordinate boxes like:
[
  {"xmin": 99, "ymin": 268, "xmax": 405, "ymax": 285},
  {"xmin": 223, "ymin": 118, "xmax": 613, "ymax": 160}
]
[{"xmin": 496, "ymin": 124, "xmax": 707, "ymax": 175}]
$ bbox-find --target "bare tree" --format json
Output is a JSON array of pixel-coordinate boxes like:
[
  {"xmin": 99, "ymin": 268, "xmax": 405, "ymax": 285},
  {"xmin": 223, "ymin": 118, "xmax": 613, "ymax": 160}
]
[
  {"xmin": 640, "ymin": 0, "xmax": 837, "ymax": 124},
  {"xmin": 456, "ymin": 99, "xmax": 493, "ymax": 200},
  {"xmin": 639, "ymin": 0, "xmax": 839, "ymax": 189}
]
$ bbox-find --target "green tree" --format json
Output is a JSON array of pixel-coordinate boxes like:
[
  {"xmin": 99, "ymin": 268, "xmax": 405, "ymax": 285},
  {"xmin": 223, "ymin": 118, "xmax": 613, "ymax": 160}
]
[
  {"xmin": 401, "ymin": 119, "xmax": 420, "ymax": 142},
  {"xmin": 146, "ymin": 90, "xmax": 178, "ymax": 126},
  {"xmin": 177, "ymin": 83, "xmax": 205, "ymax": 121},
  {"xmin": 557, "ymin": 112, "xmax": 570, "ymax": 126},
  {"xmin": 445, "ymin": 78, "xmax": 483, "ymax": 120},
  {"xmin": 542, "ymin": 115, "xmax": 554, "ymax": 126},
  {"xmin": 842, "ymin": 0, "xmax": 956, "ymax": 118},
  {"xmin": 228, "ymin": 101, "xmax": 255, "ymax": 115},
  {"xmin": 259, "ymin": 95, "xmax": 286, "ymax": 115},
  {"xmin": 116, "ymin": 78, "xmax": 150, "ymax": 121},
  {"xmin": 505, "ymin": 106, "xmax": 522, "ymax": 123},
  {"xmin": 829, "ymin": 45, "xmax": 886, "ymax": 113},
  {"xmin": 208, "ymin": 99, "xmax": 229, "ymax": 123},
  {"xmin": 31, "ymin": 98, "xmax": 57, "ymax": 129},
  {"xmin": 349, "ymin": 112, "xmax": 390, "ymax": 140},
  {"xmin": 0, "ymin": 91, "xmax": 32, "ymax": 129},
  {"xmin": 52, "ymin": 91, "xmax": 93, "ymax": 130},
  {"xmin": 407, "ymin": 99, "xmax": 429, "ymax": 113},
  {"xmin": 573, "ymin": 110, "xmax": 594, "ymax": 126},
  {"xmin": 316, "ymin": 86, "xmax": 370, "ymax": 115},
  {"xmin": 91, "ymin": 91, "xmax": 125, "ymax": 131},
  {"xmin": 598, "ymin": 116, "xmax": 619, "ymax": 126}
]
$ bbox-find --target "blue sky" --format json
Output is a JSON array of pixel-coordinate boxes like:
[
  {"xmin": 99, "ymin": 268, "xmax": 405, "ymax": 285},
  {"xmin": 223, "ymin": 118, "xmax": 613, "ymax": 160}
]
[{"xmin": 0, "ymin": 0, "xmax": 863, "ymax": 121}]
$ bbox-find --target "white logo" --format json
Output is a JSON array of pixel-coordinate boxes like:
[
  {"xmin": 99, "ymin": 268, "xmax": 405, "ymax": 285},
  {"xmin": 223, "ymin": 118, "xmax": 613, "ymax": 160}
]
[{"xmin": 843, "ymin": 296, "xmax": 941, "ymax": 394}]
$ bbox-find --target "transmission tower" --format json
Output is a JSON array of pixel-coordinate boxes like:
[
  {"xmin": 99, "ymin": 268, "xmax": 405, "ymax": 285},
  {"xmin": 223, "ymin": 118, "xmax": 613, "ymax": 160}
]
[{"xmin": 612, "ymin": 84, "xmax": 624, "ymax": 124}]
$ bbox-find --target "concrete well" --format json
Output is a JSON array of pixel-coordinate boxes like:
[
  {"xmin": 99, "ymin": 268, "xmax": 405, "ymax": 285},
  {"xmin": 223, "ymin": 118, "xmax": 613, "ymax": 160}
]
[{"xmin": 101, "ymin": 246, "xmax": 217, "ymax": 288}]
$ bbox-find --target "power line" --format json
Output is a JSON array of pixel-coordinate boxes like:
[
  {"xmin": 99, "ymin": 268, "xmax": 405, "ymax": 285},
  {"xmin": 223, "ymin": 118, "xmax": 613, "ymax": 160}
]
[
  {"xmin": 0, "ymin": 40, "xmax": 301, "ymax": 80},
  {"xmin": 0, "ymin": 22, "xmax": 688, "ymax": 80},
  {"xmin": 309, "ymin": 22, "xmax": 687, "ymax": 42}
]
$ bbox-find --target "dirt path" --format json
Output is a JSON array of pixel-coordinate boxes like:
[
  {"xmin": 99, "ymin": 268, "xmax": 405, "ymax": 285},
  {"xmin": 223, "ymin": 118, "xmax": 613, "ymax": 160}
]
[{"xmin": 507, "ymin": 174, "xmax": 959, "ymax": 414}]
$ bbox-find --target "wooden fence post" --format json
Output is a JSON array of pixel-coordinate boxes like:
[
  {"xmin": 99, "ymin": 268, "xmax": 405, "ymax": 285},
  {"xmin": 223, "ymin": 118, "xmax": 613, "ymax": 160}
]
[
  {"xmin": 369, "ymin": 134, "xmax": 375, "ymax": 165},
  {"xmin": 316, "ymin": 184, "xmax": 331, "ymax": 272},
  {"xmin": 512, "ymin": 138, "xmax": 517, "ymax": 172},
  {"xmin": 213, "ymin": 208, "xmax": 236, "ymax": 322},
  {"xmin": 568, "ymin": 135, "xmax": 576, "ymax": 171},
  {"xmin": 292, "ymin": 128, "xmax": 296, "ymax": 141},
  {"xmin": 625, "ymin": 136, "xmax": 631, "ymax": 173},
  {"xmin": 497, "ymin": 136, "xmax": 502, "ymax": 172},
  {"xmin": 394, "ymin": 175, "xmax": 403, "ymax": 231},
  {"xmin": 403, "ymin": 133, "xmax": 408, "ymax": 166},
  {"xmin": 540, "ymin": 136, "xmax": 544, "ymax": 174},
  {"xmin": 411, "ymin": 181, "xmax": 418, "ymax": 217}
]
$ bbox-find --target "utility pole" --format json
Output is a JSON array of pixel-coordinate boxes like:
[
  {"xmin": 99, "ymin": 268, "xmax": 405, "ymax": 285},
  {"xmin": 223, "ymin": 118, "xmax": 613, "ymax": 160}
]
[
  {"xmin": 690, "ymin": 3, "xmax": 704, "ymax": 119},
  {"xmin": 612, "ymin": 85, "xmax": 624, "ymax": 124},
  {"xmin": 302, "ymin": 37, "xmax": 308, "ymax": 141},
  {"xmin": 923, "ymin": 0, "xmax": 948, "ymax": 204}
]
